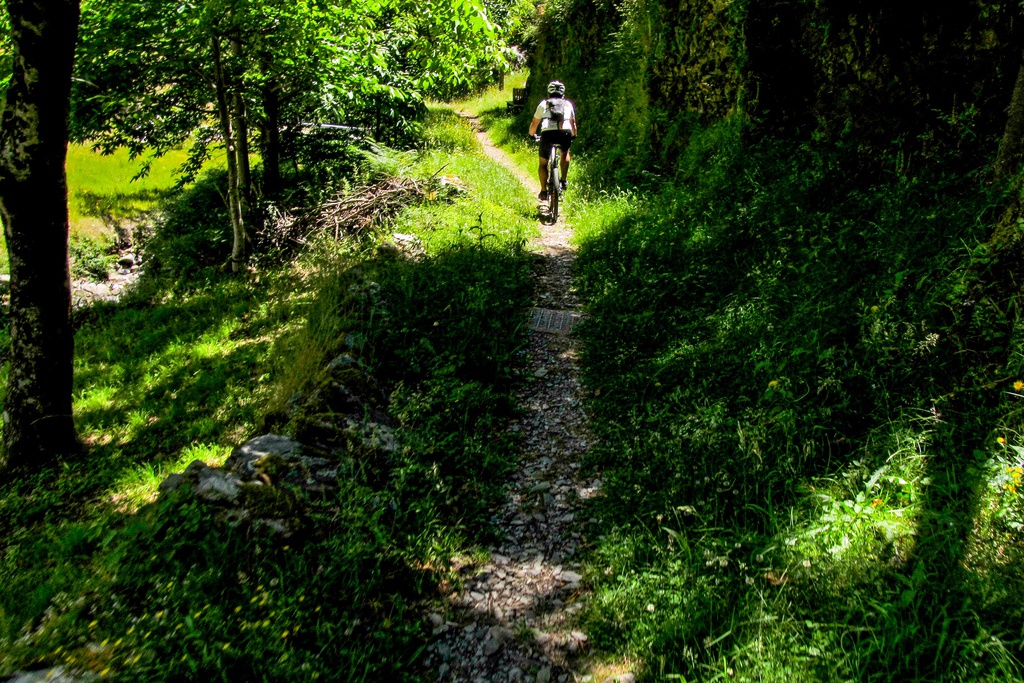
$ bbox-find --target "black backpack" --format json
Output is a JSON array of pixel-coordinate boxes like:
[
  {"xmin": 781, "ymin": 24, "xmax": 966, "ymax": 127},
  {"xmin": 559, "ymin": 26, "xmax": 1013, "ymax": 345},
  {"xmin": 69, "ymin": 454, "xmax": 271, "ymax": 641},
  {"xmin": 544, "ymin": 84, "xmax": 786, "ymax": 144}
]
[{"xmin": 546, "ymin": 98, "xmax": 565, "ymax": 124}]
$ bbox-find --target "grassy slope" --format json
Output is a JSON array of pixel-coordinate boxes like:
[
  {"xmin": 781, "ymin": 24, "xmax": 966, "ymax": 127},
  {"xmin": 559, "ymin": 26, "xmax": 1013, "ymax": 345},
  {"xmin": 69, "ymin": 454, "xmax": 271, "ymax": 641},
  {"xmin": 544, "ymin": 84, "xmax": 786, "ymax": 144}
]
[
  {"xmin": 0, "ymin": 109, "xmax": 537, "ymax": 681},
  {"xmin": 476, "ymin": 80, "xmax": 1024, "ymax": 680}
]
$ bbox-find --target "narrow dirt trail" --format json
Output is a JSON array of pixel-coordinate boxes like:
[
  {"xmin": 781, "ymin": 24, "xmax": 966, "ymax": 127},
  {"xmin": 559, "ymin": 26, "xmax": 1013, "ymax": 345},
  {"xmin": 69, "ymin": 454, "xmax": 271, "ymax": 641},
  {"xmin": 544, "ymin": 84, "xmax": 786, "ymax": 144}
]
[{"xmin": 420, "ymin": 119, "xmax": 604, "ymax": 683}]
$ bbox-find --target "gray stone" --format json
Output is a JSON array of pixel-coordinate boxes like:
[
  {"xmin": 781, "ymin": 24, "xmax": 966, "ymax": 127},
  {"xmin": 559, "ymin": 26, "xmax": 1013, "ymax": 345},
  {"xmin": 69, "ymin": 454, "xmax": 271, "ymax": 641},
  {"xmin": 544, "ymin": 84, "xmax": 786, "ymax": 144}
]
[
  {"xmin": 196, "ymin": 468, "xmax": 241, "ymax": 502},
  {"xmin": 559, "ymin": 570, "xmax": 582, "ymax": 583},
  {"xmin": 183, "ymin": 459, "xmax": 209, "ymax": 478},
  {"xmin": 483, "ymin": 638, "xmax": 501, "ymax": 656},
  {"xmin": 228, "ymin": 434, "xmax": 302, "ymax": 476},
  {"xmin": 536, "ymin": 666, "xmax": 553, "ymax": 683},
  {"xmin": 158, "ymin": 473, "xmax": 187, "ymax": 494},
  {"xmin": 118, "ymin": 254, "xmax": 136, "ymax": 269},
  {"xmin": 600, "ymin": 676, "xmax": 636, "ymax": 683}
]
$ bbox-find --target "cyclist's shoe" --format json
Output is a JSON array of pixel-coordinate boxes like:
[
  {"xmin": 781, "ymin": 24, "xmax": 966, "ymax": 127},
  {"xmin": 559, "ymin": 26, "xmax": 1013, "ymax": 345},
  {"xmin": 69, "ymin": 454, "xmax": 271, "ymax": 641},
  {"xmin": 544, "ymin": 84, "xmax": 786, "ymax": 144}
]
[
  {"xmin": 559, "ymin": 180, "xmax": 568, "ymax": 192},
  {"xmin": 538, "ymin": 190, "xmax": 549, "ymax": 201}
]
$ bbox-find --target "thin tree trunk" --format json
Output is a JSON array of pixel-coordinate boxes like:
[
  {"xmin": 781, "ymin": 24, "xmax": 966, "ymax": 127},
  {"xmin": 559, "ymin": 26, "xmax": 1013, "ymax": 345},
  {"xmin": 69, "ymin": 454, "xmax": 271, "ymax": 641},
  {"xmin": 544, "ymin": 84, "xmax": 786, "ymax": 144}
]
[
  {"xmin": 0, "ymin": 0, "xmax": 82, "ymax": 472},
  {"xmin": 212, "ymin": 36, "xmax": 246, "ymax": 272},
  {"xmin": 230, "ymin": 36, "xmax": 251, "ymax": 219},
  {"xmin": 261, "ymin": 80, "xmax": 282, "ymax": 198}
]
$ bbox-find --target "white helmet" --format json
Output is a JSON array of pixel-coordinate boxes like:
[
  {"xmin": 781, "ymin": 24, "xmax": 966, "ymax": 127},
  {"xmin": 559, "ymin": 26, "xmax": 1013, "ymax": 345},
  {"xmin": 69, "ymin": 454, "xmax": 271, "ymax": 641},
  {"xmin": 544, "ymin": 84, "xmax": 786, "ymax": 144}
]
[{"xmin": 547, "ymin": 80, "xmax": 565, "ymax": 96}]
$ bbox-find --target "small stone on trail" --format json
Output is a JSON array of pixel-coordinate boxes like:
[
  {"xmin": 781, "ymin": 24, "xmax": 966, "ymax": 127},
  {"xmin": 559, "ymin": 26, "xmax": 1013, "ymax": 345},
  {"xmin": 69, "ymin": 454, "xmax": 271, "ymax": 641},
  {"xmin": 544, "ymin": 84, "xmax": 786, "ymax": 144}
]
[
  {"xmin": 560, "ymin": 570, "xmax": 583, "ymax": 583},
  {"xmin": 534, "ymin": 367, "xmax": 549, "ymax": 378},
  {"xmin": 537, "ymin": 665, "xmax": 553, "ymax": 683}
]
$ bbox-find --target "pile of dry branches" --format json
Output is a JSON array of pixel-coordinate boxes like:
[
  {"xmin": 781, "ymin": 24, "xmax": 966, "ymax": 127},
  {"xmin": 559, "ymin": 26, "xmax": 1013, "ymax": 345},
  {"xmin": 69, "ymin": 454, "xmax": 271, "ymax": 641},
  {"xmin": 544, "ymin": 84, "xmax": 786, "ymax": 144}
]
[{"xmin": 260, "ymin": 174, "xmax": 463, "ymax": 252}]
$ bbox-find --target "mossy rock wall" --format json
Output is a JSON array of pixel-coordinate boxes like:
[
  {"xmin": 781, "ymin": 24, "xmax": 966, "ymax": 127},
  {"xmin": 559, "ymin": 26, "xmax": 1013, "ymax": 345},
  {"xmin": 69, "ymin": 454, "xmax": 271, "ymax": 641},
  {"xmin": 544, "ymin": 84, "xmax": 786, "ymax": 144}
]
[{"xmin": 528, "ymin": 0, "xmax": 1023, "ymax": 180}]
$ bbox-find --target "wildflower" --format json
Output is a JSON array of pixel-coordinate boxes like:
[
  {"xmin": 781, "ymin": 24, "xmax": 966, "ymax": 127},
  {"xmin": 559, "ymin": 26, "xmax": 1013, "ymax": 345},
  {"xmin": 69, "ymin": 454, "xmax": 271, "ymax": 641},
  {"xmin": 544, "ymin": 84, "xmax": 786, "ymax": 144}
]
[
  {"xmin": 745, "ymin": 576, "xmax": 754, "ymax": 585},
  {"xmin": 998, "ymin": 437, "xmax": 1006, "ymax": 445},
  {"xmin": 88, "ymin": 621, "xmax": 98, "ymax": 629},
  {"xmin": 100, "ymin": 669, "xmax": 110, "ymax": 677},
  {"xmin": 222, "ymin": 643, "xmax": 230, "ymax": 651},
  {"xmin": 768, "ymin": 380, "xmax": 779, "ymax": 389},
  {"xmin": 1013, "ymin": 381, "xmax": 1024, "ymax": 391},
  {"xmin": 871, "ymin": 498, "xmax": 883, "ymax": 506},
  {"xmin": 646, "ymin": 604, "xmax": 655, "ymax": 612},
  {"xmin": 802, "ymin": 559, "xmax": 812, "ymax": 568},
  {"xmin": 871, "ymin": 306, "xmax": 879, "ymax": 312},
  {"xmin": 282, "ymin": 631, "xmax": 290, "ymax": 639},
  {"xmin": 155, "ymin": 611, "xmax": 164, "ymax": 619},
  {"xmin": 144, "ymin": 632, "xmax": 151, "ymax": 639},
  {"xmin": 298, "ymin": 596, "xmax": 305, "ymax": 603}
]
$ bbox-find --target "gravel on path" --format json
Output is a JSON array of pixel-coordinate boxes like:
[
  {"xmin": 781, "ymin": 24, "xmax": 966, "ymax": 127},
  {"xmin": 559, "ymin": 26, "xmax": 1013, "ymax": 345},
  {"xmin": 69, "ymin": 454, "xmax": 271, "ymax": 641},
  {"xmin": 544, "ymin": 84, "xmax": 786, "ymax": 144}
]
[{"xmin": 419, "ymin": 117, "xmax": 605, "ymax": 682}]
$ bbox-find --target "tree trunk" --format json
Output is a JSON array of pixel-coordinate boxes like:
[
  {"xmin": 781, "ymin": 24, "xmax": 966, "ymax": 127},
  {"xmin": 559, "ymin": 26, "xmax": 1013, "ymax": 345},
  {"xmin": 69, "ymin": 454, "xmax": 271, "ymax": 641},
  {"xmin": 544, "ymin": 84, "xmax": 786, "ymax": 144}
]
[
  {"xmin": 260, "ymin": 80, "xmax": 282, "ymax": 198},
  {"xmin": 0, "ymin": 0, "xmax": 82, "ymax": 473},
  {"xmin": 212, "ymin": 36, "xmax": 246, "ymax": 272},
  {"xmin": 995, "ymin": 55, "xmax": 1024, "ymax": 182},
  {"xmin": 229, "ymin": 35, "xmax": 251, "ymax": 223}
]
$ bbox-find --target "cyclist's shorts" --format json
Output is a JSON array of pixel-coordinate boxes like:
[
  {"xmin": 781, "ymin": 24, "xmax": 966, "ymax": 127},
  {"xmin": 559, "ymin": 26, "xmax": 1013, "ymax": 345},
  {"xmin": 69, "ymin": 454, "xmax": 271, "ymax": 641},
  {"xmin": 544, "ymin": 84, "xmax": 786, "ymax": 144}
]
[{"xmin": 539, "ymin": 130, "xmax": 573, "ymax": 158}]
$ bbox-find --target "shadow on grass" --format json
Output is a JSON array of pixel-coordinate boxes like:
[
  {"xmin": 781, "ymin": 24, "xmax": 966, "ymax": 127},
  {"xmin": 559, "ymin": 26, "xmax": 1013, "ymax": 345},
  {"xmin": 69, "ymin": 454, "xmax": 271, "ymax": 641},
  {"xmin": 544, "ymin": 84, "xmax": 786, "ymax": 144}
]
[{"xmin": 0, "ymin": 278, "xmax": 294, "ymax": 539}]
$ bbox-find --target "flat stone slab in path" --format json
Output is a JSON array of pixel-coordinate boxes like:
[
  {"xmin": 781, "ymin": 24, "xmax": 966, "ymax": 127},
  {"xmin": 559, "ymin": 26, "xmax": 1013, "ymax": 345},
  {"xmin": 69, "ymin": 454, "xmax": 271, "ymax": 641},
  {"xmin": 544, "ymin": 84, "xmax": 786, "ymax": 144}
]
[{"xmin": 529, "ymin": 308, "xmax": 583, "ymax": 335}]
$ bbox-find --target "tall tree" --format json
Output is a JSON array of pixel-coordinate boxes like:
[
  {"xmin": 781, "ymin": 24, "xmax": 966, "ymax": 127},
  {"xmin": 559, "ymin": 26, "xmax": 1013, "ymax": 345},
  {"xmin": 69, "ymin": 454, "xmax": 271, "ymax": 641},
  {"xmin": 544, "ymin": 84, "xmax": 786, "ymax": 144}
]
[{"xmin": 0, "ymin": 0, "xmax": 81, "ymax": 472}]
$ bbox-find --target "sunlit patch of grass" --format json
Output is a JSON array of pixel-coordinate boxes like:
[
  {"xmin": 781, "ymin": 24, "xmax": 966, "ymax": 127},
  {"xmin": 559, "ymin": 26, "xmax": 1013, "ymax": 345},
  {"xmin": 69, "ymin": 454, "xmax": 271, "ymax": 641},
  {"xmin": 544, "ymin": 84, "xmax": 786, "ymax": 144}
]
[
  {"xmin": 446, "ymin": 70, "xmax": 528, "ymax": 118},
  {"xmin": 106, "ymin": 444, "xmax": 230, "ymax": 514}
]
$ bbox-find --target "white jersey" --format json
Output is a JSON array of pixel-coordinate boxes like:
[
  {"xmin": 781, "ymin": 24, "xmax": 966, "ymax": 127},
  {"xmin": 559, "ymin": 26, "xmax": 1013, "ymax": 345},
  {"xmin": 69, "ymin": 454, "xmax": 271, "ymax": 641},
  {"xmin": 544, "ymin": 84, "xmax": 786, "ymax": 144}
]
[{"xmin": 534, "ymin": 98, "xmax": 575, "ymax": 132}]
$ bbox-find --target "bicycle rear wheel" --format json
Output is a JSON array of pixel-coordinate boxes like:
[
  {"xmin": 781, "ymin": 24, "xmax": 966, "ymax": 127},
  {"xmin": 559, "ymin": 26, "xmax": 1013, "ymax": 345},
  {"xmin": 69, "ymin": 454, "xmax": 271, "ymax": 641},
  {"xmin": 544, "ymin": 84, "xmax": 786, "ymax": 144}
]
[{"xmin": 548, "ymin": 146, "xmax": 560, "ymax": 221}]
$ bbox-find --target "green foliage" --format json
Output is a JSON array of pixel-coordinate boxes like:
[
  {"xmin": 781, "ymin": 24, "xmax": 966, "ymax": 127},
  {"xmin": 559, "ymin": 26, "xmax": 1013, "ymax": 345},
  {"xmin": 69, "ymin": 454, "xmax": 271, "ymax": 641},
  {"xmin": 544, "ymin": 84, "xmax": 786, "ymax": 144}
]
[
  {"xmin": 138, "ymin": 170, "xmax": 232, "ymax": 281},
  {"xmin": 68, "ymin": 235, "xmax": 114, "ymax": 281},
  {"xmin": 569, "ymin": 118, "xmax": 1024, "ymax": 680},
  {"xmin": 0, "ymin": 110, "xmax": 535, "ymax": 680}
]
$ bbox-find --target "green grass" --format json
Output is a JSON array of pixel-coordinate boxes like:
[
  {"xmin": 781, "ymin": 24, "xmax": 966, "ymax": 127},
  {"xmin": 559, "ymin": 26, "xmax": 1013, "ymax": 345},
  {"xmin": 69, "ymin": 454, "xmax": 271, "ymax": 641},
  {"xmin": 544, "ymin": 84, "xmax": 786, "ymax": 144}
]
[
  {"xmin": 0, "ymin": 144, "xmax": 225, "ymax": 276},
  {"xmin": 0, "ymin": 109, "xmax": 537, "ymax": 680},
  {"xmin": 513, "ymin": 116, "xmax": 1024, "ymax": 681},
  {"xmin": 447, "ymin": 70, "xmax": 529, "ymax": 118}
]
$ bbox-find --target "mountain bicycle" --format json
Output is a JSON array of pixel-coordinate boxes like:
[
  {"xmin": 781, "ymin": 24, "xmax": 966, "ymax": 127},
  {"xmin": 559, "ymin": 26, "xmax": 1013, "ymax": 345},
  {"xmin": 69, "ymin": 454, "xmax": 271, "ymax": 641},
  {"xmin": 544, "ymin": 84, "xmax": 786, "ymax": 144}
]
[
  {"xmin": 535, "ymin": 134, "xmax": 562, "ymax": 222},
  {"xmin": 546, "ymin": 140, "xmax": 561, "ymax": 222}
]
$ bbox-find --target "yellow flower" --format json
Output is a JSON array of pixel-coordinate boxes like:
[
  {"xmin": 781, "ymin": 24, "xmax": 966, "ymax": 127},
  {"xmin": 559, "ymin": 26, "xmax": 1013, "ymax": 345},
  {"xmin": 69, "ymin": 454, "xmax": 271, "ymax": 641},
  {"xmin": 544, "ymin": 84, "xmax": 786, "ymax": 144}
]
[
  {"xmin": 998, "ymin": 437, "xmax": 1006, "ymax": 444},
  {"xmin": 100, "ymin": 669, "xmax": 110, "ymax": 678},
  {"xmin": 281, "ymin": 630, "xmax": 290, "ymax": 639},
  {"xmin": 234, "ymin": 606, "xmax": 242, "ymax": 613},
  {"xmin": 155, "ymin": 611, "xmax": 164, "ymax": 619},
  {"xmin": 1015, "ymin": 381, "xmax": 1024, "ymax": 391},
  {"xmin": 768, "ymin": 380, "xmax": 779, "ymax": 389},
  {"xmin": 871, "ymin": 498, "xmax": 883, "ymax": 506},
  {"xmin": 222, "ymin": 642, "xmax": 230, "ymax": 651}
]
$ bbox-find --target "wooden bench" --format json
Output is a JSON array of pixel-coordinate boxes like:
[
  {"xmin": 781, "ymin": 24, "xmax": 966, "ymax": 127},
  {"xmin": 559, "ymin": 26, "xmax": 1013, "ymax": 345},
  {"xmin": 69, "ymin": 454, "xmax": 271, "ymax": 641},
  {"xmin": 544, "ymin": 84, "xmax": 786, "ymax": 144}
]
[{"xmin": 507, "ymin": 88, "xmax": 527, "ymax": 113}]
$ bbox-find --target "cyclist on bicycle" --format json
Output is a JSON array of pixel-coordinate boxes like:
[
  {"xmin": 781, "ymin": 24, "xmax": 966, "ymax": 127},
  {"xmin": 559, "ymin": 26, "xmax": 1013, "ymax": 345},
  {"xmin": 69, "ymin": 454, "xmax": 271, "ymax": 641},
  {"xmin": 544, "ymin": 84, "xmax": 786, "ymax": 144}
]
[{"xmin": 528, "ymin": 80, "xmax": 577, "ymax": 201}]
